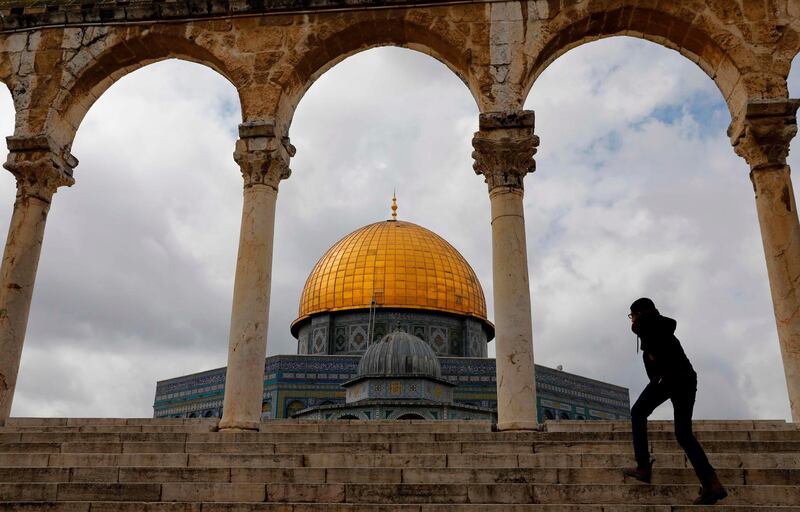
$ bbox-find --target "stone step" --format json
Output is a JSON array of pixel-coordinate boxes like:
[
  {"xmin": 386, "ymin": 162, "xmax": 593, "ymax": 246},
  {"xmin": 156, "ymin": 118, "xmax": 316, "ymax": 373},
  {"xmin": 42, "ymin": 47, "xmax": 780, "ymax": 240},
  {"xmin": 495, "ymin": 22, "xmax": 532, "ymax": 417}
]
[
  {"xmin": 3, "ymin": 419, "xmax": 794, "ymax": 433},
  {"xmin": 544, "ymin": 420, "xmax": 797, "ymax": 432},
  {"xmin": 300, "ymin": 452, "xmax": 800, "ymax": 469},
  {"xmin": 2, "ymin": 430, "xmax": 799, "ymax": 444},
  {"xmin": 0, "ymin": 427, "xmax": 215, "ymax": 434},
  {"xmin": 1, "ymin": 420, "xmax": 796, "ymax": 508},
  {"xmin": 0, "ymin": 466, "xmax": 797, "ymax": 485},
  {"xmin": 5, "ymin": 418, "xmax": 791, "ymax": 426},
  {"xmin": 2, "ymin": 504, "xmax": 800, "ymax": 512},
  {"xmin": 0, "ymin": 483, "xmax": 799, "ymax": 505},
  {"xmin": 4, "ymin": 419, "xmax": 220, "ymax": 427},
  {"xmin": 2, "ymin": 420, "xmax": 489, "ymax": 433},
  {"xmin": 3, "ymin": 451, "xmax": 798, "ymax": 469},
  {"xmin": 1, "ymin": 440, "xmax": 798, "ymax": 455}
]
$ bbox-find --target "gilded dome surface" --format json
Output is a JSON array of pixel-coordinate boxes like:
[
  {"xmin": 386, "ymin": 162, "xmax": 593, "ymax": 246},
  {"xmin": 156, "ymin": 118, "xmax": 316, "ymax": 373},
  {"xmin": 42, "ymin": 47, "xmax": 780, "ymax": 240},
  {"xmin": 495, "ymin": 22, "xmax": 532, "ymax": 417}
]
[
  {"xmin": 357, "ymin": 331, "xmax": 441, "ymax": 379},
  {"xmin": 293, "ymin": 220, "xmax": 487, "ymax": 327}
]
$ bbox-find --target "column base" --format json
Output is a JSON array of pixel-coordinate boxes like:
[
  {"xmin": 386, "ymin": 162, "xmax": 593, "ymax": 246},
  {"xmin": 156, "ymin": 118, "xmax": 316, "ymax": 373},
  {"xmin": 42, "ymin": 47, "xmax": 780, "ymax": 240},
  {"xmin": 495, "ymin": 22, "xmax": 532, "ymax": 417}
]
[
  {"xmin": 495, "ymin": 420, "xmax": 540, "ymax": 431},
  {"xmin": 217, "ymin": 419, "xmax": 260, "ymax": 432}
]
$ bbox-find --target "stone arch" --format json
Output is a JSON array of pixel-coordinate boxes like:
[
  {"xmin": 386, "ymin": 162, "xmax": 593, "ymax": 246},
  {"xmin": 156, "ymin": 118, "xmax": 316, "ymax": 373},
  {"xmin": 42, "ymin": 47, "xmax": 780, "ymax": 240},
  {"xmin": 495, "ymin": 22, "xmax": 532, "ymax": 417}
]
[
  {"xmin": 395, "ymin": 412, "xmax": 425, "ymax": 420},
  {"xmin": 273, "ymin": 16, "xmax": 482, "ymax": 132},
  {"xmin": 0, "ymin": 35, "xmax": 32, "ymax": 136},
  {"xmin": 50, "ymin": 30, "xmax": 244, "ymax": 151},
  {"xmin": 526, "ymin": 7, "xmax": 750, "ymax": 115},
  {"xmin": 789, "ymin": 54, "xmax": 800, "ymax": 99},
  {"xmin": 0, "ymin": 80, "xmax": 15, "ymax": 141},
  {"xmin": 788, "ymin": 54, "xmax": 800, "ymax": 179},
  {"xmin": 285, "ymin": 400, "xmax": 306, "ymax": 418}
]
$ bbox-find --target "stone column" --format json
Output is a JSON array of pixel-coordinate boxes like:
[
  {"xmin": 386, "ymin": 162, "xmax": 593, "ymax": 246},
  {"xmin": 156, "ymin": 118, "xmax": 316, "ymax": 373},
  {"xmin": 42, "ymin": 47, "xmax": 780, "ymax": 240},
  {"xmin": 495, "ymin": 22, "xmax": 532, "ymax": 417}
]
[
  {"xmin": 0, "ymin": 136, "xmax": 75, "ymax": 423},
  {"xmin": 731, "ymin": 99, "xmax": 800, "ymax": 422},
  {"xmin": 219, "ymin": 121, "xmax": 294, "ymax": 431},
  {"xmin": 473, "ymin": 111, "xmax": 540, "ymax": 430}
]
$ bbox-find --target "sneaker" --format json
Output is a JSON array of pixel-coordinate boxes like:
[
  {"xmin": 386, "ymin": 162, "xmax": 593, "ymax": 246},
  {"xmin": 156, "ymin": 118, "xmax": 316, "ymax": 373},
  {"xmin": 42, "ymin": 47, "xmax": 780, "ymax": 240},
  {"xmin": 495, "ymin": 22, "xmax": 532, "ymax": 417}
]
[
  {"xmin": 693, "ymin": 474, "xmax": 728, "ymax": 505},
  {"xmin": 622, "ymin": 458, "xmax": 654, "ymax": 484}
]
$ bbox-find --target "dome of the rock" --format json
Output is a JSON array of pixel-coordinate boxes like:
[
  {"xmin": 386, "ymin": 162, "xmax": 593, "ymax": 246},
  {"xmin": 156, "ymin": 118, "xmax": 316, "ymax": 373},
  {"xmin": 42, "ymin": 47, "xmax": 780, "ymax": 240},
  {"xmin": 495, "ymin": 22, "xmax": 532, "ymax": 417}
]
[
  {"xmin": 357, "ymin": 330, "xmax": 441, "ymax": 379},
  {"xmin": 291, "ymin": 210, "xmax": 493, "ymax": 358},
  {"xmin": 292, "ymin": 219, "xmax": 488, "ymax": 329}
]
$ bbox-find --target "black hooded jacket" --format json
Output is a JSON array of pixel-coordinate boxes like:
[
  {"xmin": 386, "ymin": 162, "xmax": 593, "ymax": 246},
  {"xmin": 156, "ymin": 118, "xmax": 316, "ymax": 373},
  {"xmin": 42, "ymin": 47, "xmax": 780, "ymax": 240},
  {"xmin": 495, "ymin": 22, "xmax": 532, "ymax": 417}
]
[{"xmin": 632, "ymin": 311, "xmax": 696, "ymax": 387}]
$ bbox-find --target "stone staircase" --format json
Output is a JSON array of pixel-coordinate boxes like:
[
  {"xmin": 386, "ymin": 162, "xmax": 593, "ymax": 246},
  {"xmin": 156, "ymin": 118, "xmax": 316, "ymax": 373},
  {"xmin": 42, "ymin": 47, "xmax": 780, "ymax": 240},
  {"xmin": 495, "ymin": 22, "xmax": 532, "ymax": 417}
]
[{"xmin": 0, "ymin": 418, "xmax": 798, "ymax": 511}]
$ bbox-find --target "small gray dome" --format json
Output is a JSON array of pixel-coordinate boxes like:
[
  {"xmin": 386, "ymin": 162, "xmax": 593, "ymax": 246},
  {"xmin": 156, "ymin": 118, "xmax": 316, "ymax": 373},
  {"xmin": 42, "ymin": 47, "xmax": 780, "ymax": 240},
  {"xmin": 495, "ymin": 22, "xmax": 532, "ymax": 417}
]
[{"xmin": 357, "ymin": 331, "xmax": 441, "ymax": 379}]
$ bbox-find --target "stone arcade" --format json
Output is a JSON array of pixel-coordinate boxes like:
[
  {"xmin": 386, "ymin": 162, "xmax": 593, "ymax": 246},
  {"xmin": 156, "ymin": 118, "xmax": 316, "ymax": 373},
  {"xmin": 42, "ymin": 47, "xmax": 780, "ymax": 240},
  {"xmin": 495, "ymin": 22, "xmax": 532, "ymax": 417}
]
[{"xmin": 0, "ymin": 0, "xmax": 799, "ymax": 433}]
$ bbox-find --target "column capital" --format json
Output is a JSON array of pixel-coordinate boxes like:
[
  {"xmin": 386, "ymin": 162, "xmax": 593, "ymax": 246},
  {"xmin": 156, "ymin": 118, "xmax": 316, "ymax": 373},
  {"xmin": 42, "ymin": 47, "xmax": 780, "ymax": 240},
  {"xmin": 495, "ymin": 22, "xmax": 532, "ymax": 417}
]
[
  {"xmin": 234, "ymin": 120, "xmax": 296, "ymax": 191},
  {"xmin": 730, "ymin": 99, "xmax": 800, "ymax": 171},
  {"xmin": 472, "ymin": 111, "xmax": 539, "ymax": 191},
  {"xmin": 3, "ymin": 136, "xmax": 76, "ymax": 202}
]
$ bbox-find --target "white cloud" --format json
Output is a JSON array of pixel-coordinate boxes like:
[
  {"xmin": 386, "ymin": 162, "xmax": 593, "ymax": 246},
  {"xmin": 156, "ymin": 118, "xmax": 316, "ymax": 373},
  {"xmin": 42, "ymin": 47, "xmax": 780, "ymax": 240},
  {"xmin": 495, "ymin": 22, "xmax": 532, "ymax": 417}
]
[{"xmin": 0, "ymin": 38, "xmax": 794, "ymax": 420}]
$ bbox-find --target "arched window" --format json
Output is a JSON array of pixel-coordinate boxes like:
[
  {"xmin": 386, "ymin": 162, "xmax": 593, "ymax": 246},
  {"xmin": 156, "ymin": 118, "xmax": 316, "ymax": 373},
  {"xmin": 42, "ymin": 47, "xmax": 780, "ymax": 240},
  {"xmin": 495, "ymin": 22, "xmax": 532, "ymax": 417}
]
[
  {"xmin": 396, "ymin": 413, "xmax": 425, "ymax": 420},
  {"xmin": 285, "ymin": 400, "xmax": 306, "ymax": 417},
  {"xmin": 559, "ymin": 411, "xmax": 571, "ymax": 420},
  {"xmin": 337, "ymin": 414, "xmax": 359, "ymax": 420},
  {"xmin": 544, "ymin": 409, "xmax": 555, "ymax": 420}
]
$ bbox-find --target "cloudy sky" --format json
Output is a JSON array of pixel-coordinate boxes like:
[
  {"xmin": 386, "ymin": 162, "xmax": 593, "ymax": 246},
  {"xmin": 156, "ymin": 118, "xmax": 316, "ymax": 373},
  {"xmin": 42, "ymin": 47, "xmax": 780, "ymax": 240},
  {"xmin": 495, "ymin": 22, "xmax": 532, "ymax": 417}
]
[{"xmin": 3, "ymin": 35, "xmax": 799, "ymax": 420}]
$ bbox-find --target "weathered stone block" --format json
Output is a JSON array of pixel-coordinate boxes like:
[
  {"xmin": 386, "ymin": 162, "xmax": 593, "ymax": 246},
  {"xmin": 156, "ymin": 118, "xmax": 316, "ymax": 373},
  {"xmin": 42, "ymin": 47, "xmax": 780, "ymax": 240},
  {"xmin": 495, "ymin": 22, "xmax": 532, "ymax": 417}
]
[
  {"xmin": 119, "ymin": 467, "xmax": 230, "ymax": 483},
  {"xmin": 346, "ymin": 484, "xmax": 468, "ymax": 504},
  {"xmin": 161, "ymin": 482, "xmax": 265, "ymax": 502},
  {"xmin": 55, "ymin": 483, "xmax": 161, "ymax": 501},
  {"xmin": 467, "ymin": 483, "xmax": 534, "ymax": 503},
  {"xmin": 230, "ymin": 467, "xmax": 325, "ymax": 484},
  {"xmin": 188, "ymin": 453, "xmax": 302, "ymax": 467},
  {"xmin": 447, "ymin": 454, "xmax": 517, "ymax": 468},
  {"xmin": 0, "ymin": 483, "xmax": 58, "ymax": 501},
  {"xmin": 266, "ymin": 483, "xmax": 344, "ymax": 502},
  {"xmin": 69, "ymin": 468, "xmax": 119, "ymax": 483}
]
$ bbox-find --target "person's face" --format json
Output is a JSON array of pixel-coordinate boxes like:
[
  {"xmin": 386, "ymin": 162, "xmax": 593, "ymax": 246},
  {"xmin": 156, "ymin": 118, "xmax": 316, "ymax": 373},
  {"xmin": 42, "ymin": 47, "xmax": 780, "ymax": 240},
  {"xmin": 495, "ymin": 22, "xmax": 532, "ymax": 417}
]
[{"xmin": 628, "ymin": 311, "xmax": 640, "ymax": 323}]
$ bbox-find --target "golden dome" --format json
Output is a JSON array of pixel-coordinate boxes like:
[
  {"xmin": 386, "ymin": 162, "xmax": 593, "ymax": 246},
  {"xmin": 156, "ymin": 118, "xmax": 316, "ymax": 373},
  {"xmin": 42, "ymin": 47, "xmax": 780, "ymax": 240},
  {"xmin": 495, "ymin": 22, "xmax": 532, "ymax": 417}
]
[{"xmin": 292, "ymin": 220, "xmax": 488, "ymax": 332}]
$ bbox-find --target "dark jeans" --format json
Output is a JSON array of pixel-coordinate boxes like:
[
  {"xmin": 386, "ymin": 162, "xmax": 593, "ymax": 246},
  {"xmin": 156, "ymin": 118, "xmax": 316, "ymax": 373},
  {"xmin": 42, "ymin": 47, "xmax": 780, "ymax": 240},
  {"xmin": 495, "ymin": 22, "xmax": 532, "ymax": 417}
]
[{"xmin": 631, "ymin": 379, "xmax": 715, "ymax": 483}]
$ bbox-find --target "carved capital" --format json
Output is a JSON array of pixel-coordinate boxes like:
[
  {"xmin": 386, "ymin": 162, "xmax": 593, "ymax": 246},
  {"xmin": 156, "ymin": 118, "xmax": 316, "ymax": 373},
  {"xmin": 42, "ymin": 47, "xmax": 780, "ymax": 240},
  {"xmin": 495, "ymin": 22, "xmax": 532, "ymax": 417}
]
[
  {"xmin": 730, "ymin": 99, "xmax": 800, "ymax": 171},
  {"xmin": 3, "ymin": 136, "xmax": 77, "ymax": 202},
  {"xmin": 233, "ymin": 120, "xmax": 295, "ymax": 190},
  {"xmin": 472, "ymin": 111, "xmax": 539, "ymax": 191}
]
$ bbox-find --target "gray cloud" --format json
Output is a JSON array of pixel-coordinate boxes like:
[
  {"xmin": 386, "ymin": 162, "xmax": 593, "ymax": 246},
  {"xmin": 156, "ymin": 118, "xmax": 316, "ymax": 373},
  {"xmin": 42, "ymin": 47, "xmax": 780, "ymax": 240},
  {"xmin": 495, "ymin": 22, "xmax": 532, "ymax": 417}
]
[{"xmin": 0, "ymin": 39, "xmax": 795, "ymax": 420}]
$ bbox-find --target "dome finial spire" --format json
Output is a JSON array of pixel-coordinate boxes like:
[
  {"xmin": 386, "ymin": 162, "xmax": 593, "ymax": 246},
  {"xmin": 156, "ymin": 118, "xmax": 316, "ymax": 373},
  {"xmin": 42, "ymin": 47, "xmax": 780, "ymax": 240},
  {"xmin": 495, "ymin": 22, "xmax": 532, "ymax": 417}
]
[{"xmin": 391, "ymin": 190, "xmax": 398, "ymax": 220}]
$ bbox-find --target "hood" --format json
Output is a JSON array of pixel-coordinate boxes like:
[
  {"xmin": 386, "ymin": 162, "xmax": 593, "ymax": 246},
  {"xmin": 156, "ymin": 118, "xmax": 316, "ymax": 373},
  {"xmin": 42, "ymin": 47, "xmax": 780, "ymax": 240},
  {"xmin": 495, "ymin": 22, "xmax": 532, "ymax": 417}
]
[{"xmin": 632, "ymin": 311, "xmax": 677, "ymax": 337}]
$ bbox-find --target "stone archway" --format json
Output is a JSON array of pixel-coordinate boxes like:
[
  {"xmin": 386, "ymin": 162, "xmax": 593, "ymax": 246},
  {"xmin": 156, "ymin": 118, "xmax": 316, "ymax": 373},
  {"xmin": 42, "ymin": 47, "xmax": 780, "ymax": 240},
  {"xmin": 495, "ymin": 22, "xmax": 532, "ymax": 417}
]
[
  {"xmin": 0, "ymin": 0, "xmax": 797, "ymax": 427},
  {"xmin": 271, "ymin": 11, "xmax": 487, "ymax": 133},
  {"xmin": 49, "ymin": 30, "xmax": 245, "ymax": 152},
  {"xmin": 521, "ymin": 31, "xmax": 800, "ymax": 422},
  {"xmin": 525, "ymin": 9, "xmax": 747, "ymax": 110}
]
